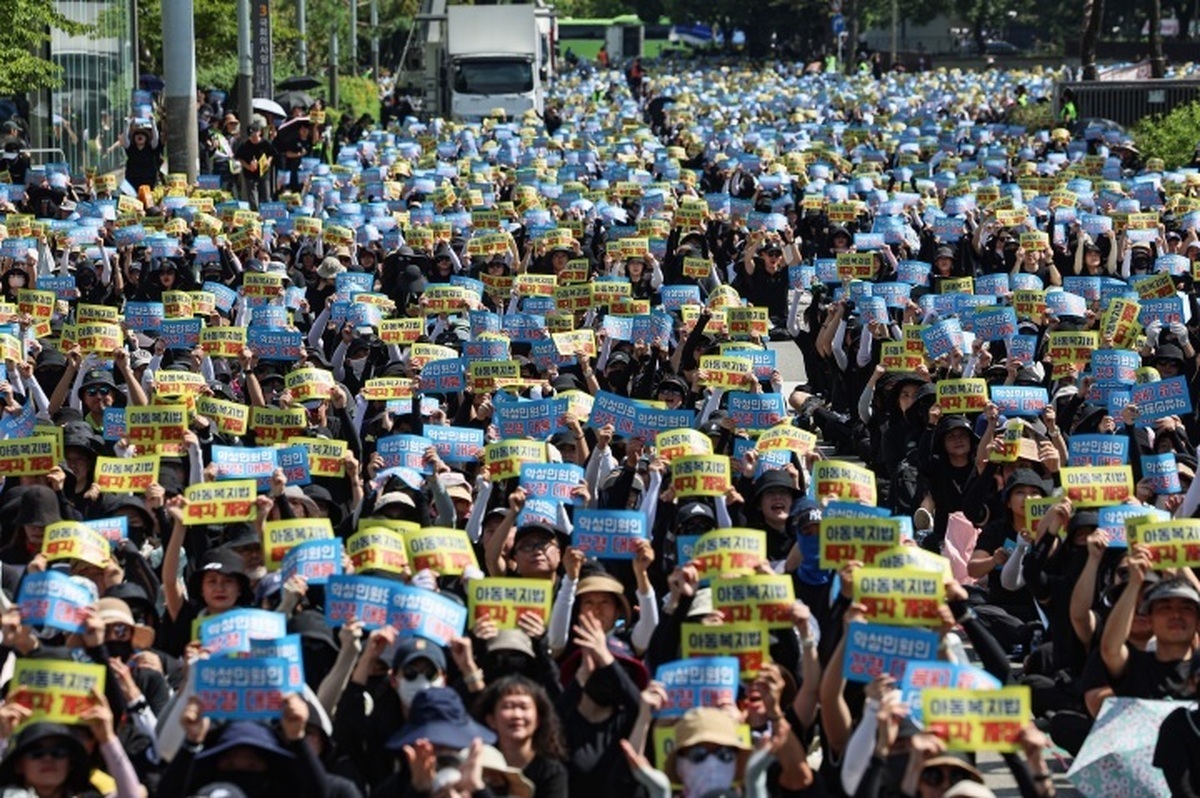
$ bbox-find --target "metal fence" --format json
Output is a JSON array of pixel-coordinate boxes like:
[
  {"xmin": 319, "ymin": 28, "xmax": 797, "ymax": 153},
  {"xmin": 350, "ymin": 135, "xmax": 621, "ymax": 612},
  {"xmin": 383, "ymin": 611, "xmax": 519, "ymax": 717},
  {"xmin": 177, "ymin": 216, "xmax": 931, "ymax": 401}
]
[{"xmin": 1054, "ymin": 79, "xmax": 1200, "ymax": 128}]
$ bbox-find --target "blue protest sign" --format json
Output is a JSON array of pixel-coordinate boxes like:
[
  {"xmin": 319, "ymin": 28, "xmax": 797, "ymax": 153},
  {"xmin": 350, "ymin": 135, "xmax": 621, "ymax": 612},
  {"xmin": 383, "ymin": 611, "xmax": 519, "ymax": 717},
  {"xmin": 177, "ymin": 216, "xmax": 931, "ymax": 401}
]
[
  {"xmin": 989, "ymin": 386, "xmax": 1048, "ymax": 417},
  {"xmin": 388, "ymin": 583, "xmax": 468, "ymax": 646},
  {"xmin": 248, "ymin": 328, "xmax": 303, "ymax": 360},
  {"xmin": 501, "ymin": 313, "xmax": 547, "ymax": 343},
  {"xmin": 1011, "ymin": 272, "xmax": 1044, "ymax": 292},
  {"xmin": 247, "ymin": 634, "xmax": 306, "ymax": 691},
  {"xmin": 195, "ymin": 657, "xmax": 292, "ymax": 720},
  {"xmin": 973, "ymin": 273, "xmax": 1009, "ymax": 297},
  {"xmin": 376, "ymin": 434, "xmax": 434, "ymax": 473},
  {"xmin": 588, "ymin": 390, "xmax": 638, "ymax": 437},
  {"xmin": 39, "ymin": 275, "xmax": 77, "ymax": 302},
  {"xmin": 213, "ymin": 446, "xmax": 279, "ymax": 491},
  {"xmin": 1138, "ymin": 297, "xmax": 1186, "ymax": 326},
  {"xmin": 326, "ymin": 574, "xmax": 397, "ymax": 629},
  {"xmin": 415, "ymin": 358, "xmax": 464, "ymax": 395},
  {"xmin": 17, "ymin": 571, "xmax": 95, "ymax": 633},
  {"xmin": 336, "ymin": 272, "xmax": 374, "ymax": 295},
  {"xmin": 462, "ymin": 340, "xmax": 511, "ymax": 362},
  {"xmin": 281, "ymin": 539, "xmax": 344, "ymax": 585},
  {"xmin": 1045, "ymin": 289, "xmax": 1087, "ymax": 318},
  {"xmin": 896, "ymin": 260, "xmax": 931, "ymax": 286},
  {"xmin": 84, "ymin": 516, "xmax": 128, "ymax": 544},
  {"xmin": 1142, "ymin": 452, "xmax": 1182, "ymax": 494},
  {"xmin": 276, "ymin": 445, "xmax": 312, "ymax": 487},
  {"xmin": 970, "ymin": 307, "xmax": 1017, "ymax": 342},
  {"xmin": 722, "ymin": 347, "xmax": 777, "ymax": 380},
  {"xmin": 519, "ymin": 463, "xmax": 584, "ymax": 505},
  {"xmin": 495, "ymin": 398, "xmax": 567, "ymax": 440},
  {"xmin": 573, "ymin": 509, "xmax": 648, "ymax": 559},
  {"xmin": 898, "ymin": 660, "xmax": 1001, "ymax": 727},
  {"xmin": 728, "ymin": 392, "xmax": 787, "ymax": 432},
  {"xmin": 160, "ymin": 318, "xmax": 202, "ymax": 350},
  {"xmin": 632, "ymin": 405, "xmax": 696, "ymax": 440},
  {"xmin": 253, "ymin": 305, "xmax": 289, "ymax": 328},
  {"xmin": 1091, "ymin": 349, "xmax": 1140, "ymax": 385},
  {"xmin": 1068, "ymin": 434, "xmax": 1129, "ymax": 467},
  {"xmin": 102, "ymin": 407, "xmax": 125, "ymax": 442},
  {"xmin": 921, "ymin": 318, "xmax": 962, "ymax": 360},
  {"xmin": 661, "ymin": 285, "xmax": 702, "ymax": 311},
  {"xmin": 843, "ymin": 623, "xmax": 939, "ymax": 683},
  {"xmin": 1062, "ymin": 276, "xmax": 1101, "ymax": 303},
  {"xmin": 203, "ymin": 282, "xmax": 239, "ymax": 314},
  {"xmin": 1098, "ymin": 505, "xmax": 1169, "ymax": 547},
  {"xmin": 425, "ymin": 425, "xmax": 484, "ymax": 463},
  {"xmin": 198, "ymin": 609, "xmax": 288, "ymax": 656},
  {"xmin": 1007, "ymin": 334, "xmax": 1037, "ymax": 365},
  {"xmin": 124, "ymin": 301, "xmax": 164, "ymax": 331},
  {"xmin": 1131, "ymin": 375, "xmax": 1192, "ymax": 424},
  {"xmin": 655, "ymin": 657, "xmax": 741, "ymax": 718}
]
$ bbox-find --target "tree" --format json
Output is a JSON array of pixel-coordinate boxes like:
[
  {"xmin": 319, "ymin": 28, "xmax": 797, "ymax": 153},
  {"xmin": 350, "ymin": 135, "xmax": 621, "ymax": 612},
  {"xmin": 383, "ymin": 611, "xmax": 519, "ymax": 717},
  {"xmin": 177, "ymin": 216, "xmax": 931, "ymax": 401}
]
[
  {"xmin": 0, "ymin": 0, "xmax": 90, "ymax": 95},
  {"xmin": 1148, "ymin": 0, "xmax": 1165, "ymax": 76},
  {"xmin": 1080, "ymin": 0, "xmax": 1103, "ymax": 79}
]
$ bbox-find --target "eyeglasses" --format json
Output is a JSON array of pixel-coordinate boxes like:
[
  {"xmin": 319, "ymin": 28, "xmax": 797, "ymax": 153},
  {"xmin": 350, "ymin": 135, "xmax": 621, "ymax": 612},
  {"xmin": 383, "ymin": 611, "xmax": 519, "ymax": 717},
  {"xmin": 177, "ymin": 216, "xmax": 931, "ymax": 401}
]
[
  {"xmin": 514, "ymin": 537, "xmax": 556, "ymax": 554},
  {"xmin": 85, "ymin": 387, "xmax": 111, "ymax": 397},
  {"xmin": 106, "ymin": 623, "xmax": 132, "ymax": 641},
  {"xmin": 921, "ymin": 767, "xmax": 970, "ymax": 787},
  {"xmin": 680, "ymin": 746, "xmax": 736, "ymax": 765},
  {"xmin": 26, "ymin": 744, "xmax": 71, "ymax": 761},
  {"xmin": 658, "ymin": 386, "xmax": 683, "ymax": 396}
]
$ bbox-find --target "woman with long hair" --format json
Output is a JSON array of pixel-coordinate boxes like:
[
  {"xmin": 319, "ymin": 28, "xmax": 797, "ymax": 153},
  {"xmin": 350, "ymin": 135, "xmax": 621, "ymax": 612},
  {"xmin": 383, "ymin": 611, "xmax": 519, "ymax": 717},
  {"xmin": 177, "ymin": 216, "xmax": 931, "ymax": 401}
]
[{"xmin": 476, "ymin": 675, "xmax": 568, "ymax": 798}]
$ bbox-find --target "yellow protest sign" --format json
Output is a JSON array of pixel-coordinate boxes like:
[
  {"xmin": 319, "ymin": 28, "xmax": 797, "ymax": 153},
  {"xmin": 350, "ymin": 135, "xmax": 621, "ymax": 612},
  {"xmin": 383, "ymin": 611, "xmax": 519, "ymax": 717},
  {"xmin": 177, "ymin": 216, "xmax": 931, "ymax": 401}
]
[
  {"xmin": 812, "ymin": 460, "xmax": 877, "ymax": 504},
  {"xmin": 671, "ymin": 454, "xmax": 731, "ymax": 498},
  {"xmin": 183, "ymin": 480, "xmax": 257, "ymax": 525},
  {"xmin": 1101, "ymin": 297, "xmax": 1141, "ymax": 350},
  {"xmin": 690, "ymin": 528, "xmax": 767, "ymax": 581},
  {"xmin": 379, "ymin": 318, "xmax": 424, "ymax": 345},
  {"xmin": 698, "ymin": 355, "xmax": 753, "ymax": 390},
  {"xmin": 422, "ymin": 285, "xmax": 469, "ymax": 315},
  {"xmin": 405, "ymin": 526, "xmax": 478, "ymax": 575},
  {"xmin": 1137, "ymin": 271, "xmax": 1176, "ymax": 300},
  {"xmin": 836, "ymin": 252, "xmax": 876, "ymax": 280},
  {"xmin": 655, "ymin": 428, "xmax": 713, "ymax": 463},
  {"xmin": 469, "ymin": 360, "xmax": 522, "ymax": 393},
  {"xmin": 552, "ymin": 329, "xmax": 596, "ymax": 358},
  {"xmin": 1012, "ymin": 290, "xmax": 1046, "ymax": 322},
  {"xmin": 360, "ymin": 377, "xmax": 416, "ymax": 402},
  {"xmin": 75, "ymin": 322, "xmax": 123, "ymax": 355},
  {"xmin": 191, "ymin": 291, "xmax": 216, "ymax": 317},
  {"xmin": 200, "ymin": 327, "xmax": 247, "ymax": 358},
  {"xmin": 819, "ymin": 517, "xmax": 902, "ymax": 569},
  {"xmin": 880, "ymin": 341, "xmax": 925, "ymax": 372},
  {"xmin": 756, "ymin": 423, "xmax": 817, "ymax": 456},
  {"xmin": 284, "ymin": 368, "xmax": 336, "ymax": 403},
  {"xmin": 468, "ymin": 577, "xmax": 553, "ymax": 629},
  {"xmin": 195, "ymin": 396, "xmax": 249, "ymax": 436},
  {"xmin": 0, "ymin": 435, "xmax": 59, "ymax": 477},
  {"xmin": 923, "ymin": 687, "xmax": 1032, "ymax": 752},
  {"xmin": 682, "ymin": 257, "xmax": 712, "ymax": 279},
  {"xmin": 711, "ymin": 575, "xmax": 796, "ymax": 628},
  {"xmin": 681, "ymin": 622, "xmax": 770, "ymax": 678},
  {"xmin": 95, "ymin": 455, "xmax": 159, "ymax": 493},
  {"xmin": 162, "ymin": 291, "xmax": 193, "ymax": 319},
  {"xmin": 17, "ymin": 289, "xmax": 54, "ymax": 336},
  {"xmin": 854, "ymin": 567, "xmax": 944, "ymax": 626},
  {"xmin": 410, "ymin": 343, "xmax": 459, "ymax": 370},
  {"xmin": 1128, "ymin": 519, "xmax": 1200, "ymax": 568},
  {"xmin": 42, "ymin": 521, "xmax": 110, "ymax": 567},
  {"xmin": 346, "ymin": 526, "xmax": 409, "ymax": 574},
  {"xmin": 873, "ymin": 545, "xmax": 953, "ymax": 581},
  {"xmin": 9, "ymin": 660, "xmax": 106, "ymax": 728},
  {"xmin": 288, "ymin": 437, "xmax": 346, "ymax": 477},
  {"xmin": 1059, "ymin": 465, "xmax": 1133, "ymax": 507},
  {"xmin": 935, "ymin": 379, "xmax": 989, "ymax": 415},
  {"xmin": 241, "ymin": 273, "xmax": 285, "ymax": 303},
  {"xmin": 263, "ymin": 518, "xmax": 334, "ymax": 571},
  {"xmin": 126, "ymin": 405, "xmax": 188, "ymax": 447},
  {"xmin": 153, "ymin": 369, "xmax": 207, "ymax": 398},
  {"xmin": 1047, "ymin": 331, "xmax": 1098, "ymax": 378},
  {"xmin": 515, "ymin": 273, "xmax": 557, "ymax": 298},
  {"xmin": 559, "ymin": 390, "xmax": 593, "ymax": 423},
  {"xmin": 485, "ymin": 439, "xmax": 546, "ymax": 480},
  {"xmin": 726, "ymin": 307, "xmax": 769, "ymax": 340},
  {"xmin": 250, "ymin": 406, "xmax": 307, "ymax": 445}
]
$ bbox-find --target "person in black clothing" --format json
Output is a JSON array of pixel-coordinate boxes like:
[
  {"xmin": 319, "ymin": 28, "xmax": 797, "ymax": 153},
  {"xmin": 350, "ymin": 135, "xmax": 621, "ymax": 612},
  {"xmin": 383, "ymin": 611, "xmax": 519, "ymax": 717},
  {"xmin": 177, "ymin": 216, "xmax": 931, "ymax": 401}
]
[
  {"xmin": 477, "ymin": 675, "xmax": 569, "ymax": 798},
  {"xmin": 1154, "ymin": 679, "xmax": 1200, "ymax": 797},
  {"xmin": 122, "ymin": 119, "xmax": 162, "ymax": 192},
  {"xmin": 236, "ymin": 121, "xmax": 276, "ymax": 210},
  {"xmin": 734, "ymin": 232, "xmax": 790, "ymax": 336}
]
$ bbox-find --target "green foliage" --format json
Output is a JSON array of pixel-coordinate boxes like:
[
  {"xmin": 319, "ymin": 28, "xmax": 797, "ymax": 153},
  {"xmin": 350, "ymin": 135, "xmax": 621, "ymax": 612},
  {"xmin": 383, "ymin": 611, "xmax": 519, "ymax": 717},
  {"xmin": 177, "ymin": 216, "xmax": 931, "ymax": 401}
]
[
  {"xmin": 1132, "ymin": 100, "xmax": 1200, "ymax": 169},
  {"xmin": 331, "ymin": 76, "xmax": 380, "ymax": 125},
  {"xmin": 0, "ymin": 0, "xmax": 92, "ymax": 95},
  {"xmin": 1006, "ymin": 101, "xmax": 1054, "ymax": 132}
]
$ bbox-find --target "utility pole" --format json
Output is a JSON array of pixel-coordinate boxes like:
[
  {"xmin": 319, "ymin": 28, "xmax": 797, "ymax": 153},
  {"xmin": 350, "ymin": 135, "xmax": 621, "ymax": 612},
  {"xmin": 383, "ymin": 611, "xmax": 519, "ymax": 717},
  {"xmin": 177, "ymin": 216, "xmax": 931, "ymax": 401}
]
[
  {"xmin": 370, "ymin": 0, "xmax": 380, "ymax": 79},
  {"xmin": 162, "ymin": 0, "xmax": 199, "ymax": 179},
  {"xmin": 890, "ymin": 0, "xmax": 897, "ymax": 67},
  {"xmin": 237, "ymin": 0, "xmax": 253, "ymax": 125},
  {"xmin": 297, "ymin": 0, "xmax": 307, "ymax": 72},
  {"xmin": 330, "ymin": 28, "xmax": 340, "ymax": 108},
  {"xmin": 350, "ymin": 0, "xmax": 358, "ymax": 74}
]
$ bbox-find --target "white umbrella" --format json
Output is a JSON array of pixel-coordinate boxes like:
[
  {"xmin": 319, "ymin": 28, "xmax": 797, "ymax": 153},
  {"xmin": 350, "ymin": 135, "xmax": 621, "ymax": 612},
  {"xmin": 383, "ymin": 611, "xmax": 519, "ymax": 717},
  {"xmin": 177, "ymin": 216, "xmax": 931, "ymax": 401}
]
[
  {"xmin": 252, "ymin": 98, "xmax": 286, "ymax": 118},
  {"xmin": 1067, "ymin": 697, "xmax": 1181, "ymax": 796}
]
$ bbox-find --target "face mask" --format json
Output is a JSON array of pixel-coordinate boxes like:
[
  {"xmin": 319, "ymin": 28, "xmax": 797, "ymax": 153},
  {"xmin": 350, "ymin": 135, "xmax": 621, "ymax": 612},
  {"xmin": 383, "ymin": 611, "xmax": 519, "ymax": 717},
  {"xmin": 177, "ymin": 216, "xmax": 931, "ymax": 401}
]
[
  {"xmin": 107, "ymin": 641, "xmax": 134, "ymax": 661},
  {"xmin": 677, "ymin": 756, "xmax": 737, "ymax": 798},
  {"xmin": 224, "ymin": 770, "xmax": 271, "ymax": 795},
  {"xmin": 582, "ymin": 673, "xmax": 618, "ymax": 707},
  {"xmin": 349, "ymin": 357, "xmax": 369, "ymax": 377},
  {"xmin": 397, "ymin": 674, "xmax": 445, "ymax": 707}
]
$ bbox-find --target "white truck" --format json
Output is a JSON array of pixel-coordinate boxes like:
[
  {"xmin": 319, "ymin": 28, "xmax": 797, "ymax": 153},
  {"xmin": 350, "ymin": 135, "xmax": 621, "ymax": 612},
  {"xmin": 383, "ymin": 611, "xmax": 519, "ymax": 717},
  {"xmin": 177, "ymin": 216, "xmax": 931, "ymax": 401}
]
[{"xmin": 397, "ymin": 1, "xmax": 553, "ymax": 122}]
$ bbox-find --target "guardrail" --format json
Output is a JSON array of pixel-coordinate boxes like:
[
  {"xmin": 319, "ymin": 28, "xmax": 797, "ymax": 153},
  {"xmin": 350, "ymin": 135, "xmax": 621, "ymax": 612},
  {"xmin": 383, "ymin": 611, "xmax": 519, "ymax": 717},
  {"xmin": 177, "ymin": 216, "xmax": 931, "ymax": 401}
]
[{"xmin": 1054, "ymin": 79, "xmax": 1200, "ymax": 128}]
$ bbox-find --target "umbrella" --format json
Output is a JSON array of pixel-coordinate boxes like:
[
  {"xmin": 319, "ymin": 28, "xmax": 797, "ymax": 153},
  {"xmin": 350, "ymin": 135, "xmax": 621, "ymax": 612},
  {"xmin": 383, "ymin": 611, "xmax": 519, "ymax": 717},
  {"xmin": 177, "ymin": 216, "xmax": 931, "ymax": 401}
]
[
  {"xmin": 252, "ymin": 98, "xmax": 286, "ymax": 118},
  {"xmin": 1067, "ymin": 697, "xmax": 1181, "ymax": 796},
  {"xmin": 277, "ymin": 75, "xmax": 322, "ymax": 91},
  {"xmin": 275, "ymin": 90, "xmax": 315, "ymax": 113}
]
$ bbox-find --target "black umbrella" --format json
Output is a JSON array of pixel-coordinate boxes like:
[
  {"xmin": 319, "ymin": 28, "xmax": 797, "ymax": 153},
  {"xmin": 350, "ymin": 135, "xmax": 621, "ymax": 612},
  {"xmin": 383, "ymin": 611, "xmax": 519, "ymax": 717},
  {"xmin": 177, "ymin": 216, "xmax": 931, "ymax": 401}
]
[
  {"xmin": 277, "ymin": 75, "xmax": 322, "ymax": 91},
  {"xmin": 275, "ymin": 90, "xmax": 316, "ymax": 113}
]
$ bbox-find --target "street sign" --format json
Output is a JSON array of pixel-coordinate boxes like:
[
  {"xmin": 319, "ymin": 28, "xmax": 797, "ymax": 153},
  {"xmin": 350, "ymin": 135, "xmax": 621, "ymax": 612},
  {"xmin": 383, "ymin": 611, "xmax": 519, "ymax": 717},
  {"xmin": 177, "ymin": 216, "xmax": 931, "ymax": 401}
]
[
  {"xmin": 832, "ymin": 14, "xmax": 845, "ymax": 35},
  {"xmin": 252, "ymin": 0, "xmax": 274, "ymax": 99}
]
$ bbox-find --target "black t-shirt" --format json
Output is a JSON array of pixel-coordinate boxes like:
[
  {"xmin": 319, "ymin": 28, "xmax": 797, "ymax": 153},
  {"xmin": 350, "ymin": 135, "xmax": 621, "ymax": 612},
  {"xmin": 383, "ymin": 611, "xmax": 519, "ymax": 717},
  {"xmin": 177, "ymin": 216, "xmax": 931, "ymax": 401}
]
[
  {"xmin": 234, "ymin": 138, "xmax": 276, "ymax": 173},
  {"xmin": 1154, "ymin": 707, "xmax": 1200, "ymax": 797},
  {"xmin": 1079, "ymin": 646, "xmax": 1194, "ymax": 701}
]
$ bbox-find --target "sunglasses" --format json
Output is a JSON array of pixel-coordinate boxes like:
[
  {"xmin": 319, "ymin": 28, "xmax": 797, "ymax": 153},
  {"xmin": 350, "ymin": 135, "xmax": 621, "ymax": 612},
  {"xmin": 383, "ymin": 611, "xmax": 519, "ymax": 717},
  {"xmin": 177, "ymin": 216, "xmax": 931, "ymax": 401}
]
[
  {"xmin": 106, "ymin": 623, "xmax": 132, "ymax": 641},
  {"xmin": 921, "ymin": 767, "xmax": 970, "ymax": 787},
  {"xmin": 402, "ymin": 664, "xmax": 437, "ymax": 681},
  {"xmin": 680, "ymin": 746, "xmax": 736, "ymax": 765},
  {"xmin": 26, "ymin": 744, "xmax": 71, "ymax": 761},
  {"xmin": 85, "ymin": 386, "xmax": 111, "ymax": 397}
]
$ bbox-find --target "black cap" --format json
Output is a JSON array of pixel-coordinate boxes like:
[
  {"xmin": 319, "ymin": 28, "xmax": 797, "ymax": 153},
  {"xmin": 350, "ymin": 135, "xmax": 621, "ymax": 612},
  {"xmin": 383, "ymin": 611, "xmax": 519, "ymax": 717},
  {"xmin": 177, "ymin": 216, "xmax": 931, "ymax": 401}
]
[
  {"xmin": 1003, "ymin": 468, "xmax": 1050, "ymax": 499},
  {"xmin": 1068, "ymin": 509, "xmax": 1100, "ymax": 534}
]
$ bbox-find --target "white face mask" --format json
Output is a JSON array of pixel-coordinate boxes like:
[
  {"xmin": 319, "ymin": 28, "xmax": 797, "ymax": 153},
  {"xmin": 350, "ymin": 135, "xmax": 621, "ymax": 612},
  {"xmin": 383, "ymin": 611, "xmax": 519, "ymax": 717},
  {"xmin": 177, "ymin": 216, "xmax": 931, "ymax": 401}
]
[
  {"xmin": 348, "ymin": 357, "xmax": 369, "ymax": 377},
  {"xmin": 397, "ymin": 673, "xmax": 445, "ymax": 707},
  {"xmin": 677, "ymin": 755, "xmax": 736, "ymax": 798}
]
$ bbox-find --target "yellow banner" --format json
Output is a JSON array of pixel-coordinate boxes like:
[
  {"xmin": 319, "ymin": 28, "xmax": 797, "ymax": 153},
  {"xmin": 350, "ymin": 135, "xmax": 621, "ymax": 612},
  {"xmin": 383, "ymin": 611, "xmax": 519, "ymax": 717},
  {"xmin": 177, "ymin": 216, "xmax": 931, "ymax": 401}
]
[
  {"xmin": 836, "ymin": 252, "xmax": 876, "ymax": 280},
  {"xmin": 379, "ymin": 318, "xmax": 424, "ymax": 345},
  {"xmin": 153, "ymin": 369, "xmax": 207, "ymax": 398},
  {"xmin": 346, "ymin": 526, "xmax": 409, "ymax": 574},
  {"xmin": 468, "ymin": 577, "xmax": 552, "ymax": 629},
  {"xmin": 469, "ymin": 360, "xmax": 521, "ymax": 393},
  {"xmin": 404, "ymin": 526, "xmax": 478, "ymax": 575},
  {"xmin": 681, "ymin": 622, "xmax": 770, "ymax": 678},
  {"xmin": 199, "ymin": 327, "xmax": 247, "ymax": 358},
  {"xmin": 126, "ymin": 405, "xmax": 188, "ymax": 446},
  {"xmin": 756, "ymin": 423, "xmax": 817, "ymax": 456},
  {"xmin": 410, "ymin": 342, "xmax": 458, "ymax": 370},
  {"xmin": 671, "ymin": 454, "xmax": 731, "ymax": 498},
  {"xmin": 288, "ymin": 436, "xmax": 346, "ymax": 477},
  {"xmin": 936, "ymin": 379, "xmax": 989, "ymax": 415},
  {"xmin": 484, "ymin": 439, "xmax": 546, "ymax": 481},
  {"xmin": 812, "ymin": 460, "xmax": 877, "ymax": 505},
  {"xmin": 726, "ymin": 307, "xmax": 769, "ymax": 340},
  {"xmin": 250, "ymin": 406, "xmax": 307, "ymax": 445},
  {"xmin": 711, "ymin": 575, "xmax": 796, "ymax": 627},
  {"xmin": 0, "ymin": 435, "xmax": 60, "ymax": 477},
  {"xmin": 1128, "ymin": 519, "xmax": 1200, "ymax": 568},
  {"xmin": 854, "ymin": 567, "xmax": 944, "ymax": 626},
  {"xmin": 698, "ymin": 355, "xmax": 753, "ymax": 390},
  {"xmin": 75, "ymin": 322, "xmax": 122, "ymax": 354},
  {"xmin": 183, "ymin": 480, "xmax": 257, "ymax": 525},
  {"xmin": 10, "ymin": 660, "xmax": 106, "ymax": 728},
  {"xmin": 655, "ymin": 428, "xmax": 713, "ymax": 463},
  {"xmin": 163, "ymin": 290, "xmax": 193, "ymax": 319},
  {"xmin": 922, "ymin": 687, "xmax": 1032, "ymax": 752},
  {"xmin": 42, "ymin": 521, "xmax": 110, "ymax": 567},
  {"xmin": 360, "ymin": 377, "xmax": 416, "ymax": 402},
  {"xmin": 1059, "ymin": 465, "xmax": 1133, "ymax": 507},
  {"xmin": 552, "ymin": 329, "xmax": 596, "ymax": 358},
  {"xmin": 263, "ymin": 518, "xmax": 334, "ymax": 571},
  {"xmin": 95, "ymin": 455, "xmax": 159, "ymax": 494},
  {"xmin": 690, "ymin": 528, "xmax": 767, "ymax": 581},
  {"xmin": 195, "ymin": 396, "xmax": 249, "ymax": 436},
  {"xmin": 819, "ymin": 517, "xmax": 903, "ymax": 569}
]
